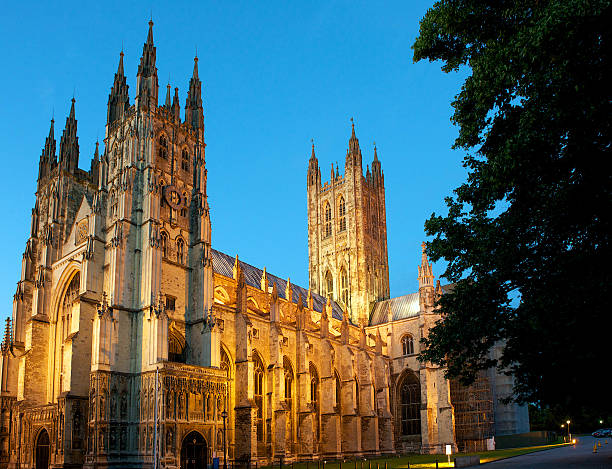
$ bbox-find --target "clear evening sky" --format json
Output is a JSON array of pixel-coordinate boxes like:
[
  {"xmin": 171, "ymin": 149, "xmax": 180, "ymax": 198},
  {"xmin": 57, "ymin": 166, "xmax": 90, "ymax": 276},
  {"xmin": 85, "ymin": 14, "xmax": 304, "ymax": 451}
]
[{"xmin": 0, "ymin": 1, "xmax": 468, "ymax": 324}]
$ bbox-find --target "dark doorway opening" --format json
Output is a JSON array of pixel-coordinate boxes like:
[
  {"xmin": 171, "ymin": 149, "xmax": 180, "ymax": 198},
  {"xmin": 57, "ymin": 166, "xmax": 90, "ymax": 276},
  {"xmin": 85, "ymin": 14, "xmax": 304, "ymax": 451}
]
[
  {"xmin": 35, "ymin": 428, "xmax": 50, "ymax": 469},
  {"xmin": 181, "ymin": 430, "xmax": 207, "ymax": 469}
]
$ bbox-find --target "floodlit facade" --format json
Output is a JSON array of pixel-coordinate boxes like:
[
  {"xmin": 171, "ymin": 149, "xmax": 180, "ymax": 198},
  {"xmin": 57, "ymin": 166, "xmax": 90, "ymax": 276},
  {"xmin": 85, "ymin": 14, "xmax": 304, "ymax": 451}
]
[{"xmin": 0, "ymin": 22, "xmax": 526, "ymax": 469}]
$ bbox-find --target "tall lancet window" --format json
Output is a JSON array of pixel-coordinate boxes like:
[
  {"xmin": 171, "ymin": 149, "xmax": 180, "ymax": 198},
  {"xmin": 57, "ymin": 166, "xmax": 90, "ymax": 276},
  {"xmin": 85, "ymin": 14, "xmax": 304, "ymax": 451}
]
[
  {"xmin": 323, "ymin": 201, "xmax": 332, "ymax": 238},
  {"xmin": 181, "ymin": 149, "xmax": 190, "ymax": 171},
  {"xmin": 338, "ymin": 196, "xmax": 346, "ymax": 232},
  {"xmin": 340, "ymin": 267, "xmax": 349, "ymax": 307},
  {"xmin": 310, "ymin": 363, "xmax": 320, "ymax": 443},
  {"xmin": 253, "ymin": 354, "xmax": 265, "ymax": 443},
  {"xmin": 284, "ymin": 357, "xmax": 294, "ymax": 449},
  {"xmin": 160, "ymin": 232, "xmax": 168, "ymax": 258},
  {"xmin": 109, "ymin": 190, "xmax": 118, "ymax": 219},
  {"xmin": 158, "ymin": 135, "xmax": 168, "ymax": 160},
  {"xmin": 399, "ymin": 372, "xmax": 421, "ymax": 436},
  {"xmin": 177, "ymin": 238, "xmax": 185, "ymax": 264},
  {"xmin": 325, "ymin": 271, "xmax": 334, "ymax": 300}
]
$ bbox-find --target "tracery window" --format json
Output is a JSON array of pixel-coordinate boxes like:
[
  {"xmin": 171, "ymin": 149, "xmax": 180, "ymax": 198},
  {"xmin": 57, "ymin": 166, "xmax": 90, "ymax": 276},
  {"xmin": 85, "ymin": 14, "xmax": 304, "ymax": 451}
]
[
  {"xmin": 399, "ymin": 372, "xmax": 421, "ymax": 436},
  {"xmin": 323, "ymin": 201, "xmax": 332, "ymax": 238},
  {"xmin": 325, "ymin": 271, "xmax": 334, "ymax": 301},
  {"xmin": 160, "ymin": 231, "xmax": 168, "ymax": 258},
  {"xmin": 402, "ymin": 335, "xmax": 415, "ymax": 356},
  {"xmin": 177, "ymin": 238, "xmax": 185, "ymax": 264},
  {"xmin": 338, "ymin": 196, "xmax": 346, "ymax": 232},
  {"xmin": 158, "ymin": 135, "xmax": 168, "ymax": 160},
  {"xmin": 254, "ymin": 354, "xmax": 265, "ymax": 442},
  {"xmin": 61, "ymin": 273, "xmax": 80, "ymax": 341},
  {"xmin": 181, "ymin": 149, "xmax": 190, "ymax": 171},
  {"xmin": 340, "ymin": 267, "xmax": 349, "ymax": 307}
]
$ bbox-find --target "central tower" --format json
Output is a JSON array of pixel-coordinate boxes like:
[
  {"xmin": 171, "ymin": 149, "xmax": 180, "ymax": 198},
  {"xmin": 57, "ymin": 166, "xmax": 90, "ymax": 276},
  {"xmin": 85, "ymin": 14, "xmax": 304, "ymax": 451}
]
[{"xmin": 307, "ymin": 121, "xmax": 390, "ymax": 324}]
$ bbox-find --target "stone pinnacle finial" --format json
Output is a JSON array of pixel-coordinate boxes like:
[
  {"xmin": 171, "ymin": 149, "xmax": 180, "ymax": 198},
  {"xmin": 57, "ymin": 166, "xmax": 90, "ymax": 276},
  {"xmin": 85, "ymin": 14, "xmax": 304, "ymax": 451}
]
[{"xmin": 147, "ymin": 19, "xmax": 154, "ymax": 45}]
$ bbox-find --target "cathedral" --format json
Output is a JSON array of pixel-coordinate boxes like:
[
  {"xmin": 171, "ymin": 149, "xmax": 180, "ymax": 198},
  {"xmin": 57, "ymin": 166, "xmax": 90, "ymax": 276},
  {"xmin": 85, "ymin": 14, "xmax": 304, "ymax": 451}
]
[{"xmin": 0, "ymin": 22, "xmax": 527, "ymax": 469}]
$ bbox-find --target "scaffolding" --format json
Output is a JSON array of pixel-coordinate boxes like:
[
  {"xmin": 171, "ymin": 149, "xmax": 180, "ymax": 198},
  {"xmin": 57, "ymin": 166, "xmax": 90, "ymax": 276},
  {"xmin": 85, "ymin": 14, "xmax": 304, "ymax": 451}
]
[{"xmin": 450, "ymin": 372, "xmax": 495, "ymax": 452}]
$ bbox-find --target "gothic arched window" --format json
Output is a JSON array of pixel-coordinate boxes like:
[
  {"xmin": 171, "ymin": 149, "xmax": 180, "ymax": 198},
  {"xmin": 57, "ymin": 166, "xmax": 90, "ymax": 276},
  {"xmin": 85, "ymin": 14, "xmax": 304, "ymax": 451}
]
[
  {"xmin": 340, "ymin": 267, "xmax": 349, "ymax": 307},
  {"xmin": 402, "ymin": 335, "xmax": 415, "ymax": 356},
  {"xmin": 371, "ymin": 202, "xmax": 378, "ymax": 238},
  {"xmin": 160, "ymin": 232, "xmax": 168, "ymax": 258},
  {"xmin": 284, "ymin": 357, "xmax": 294, "ymax": 448},
  {"xmin": 109, "ymin": 190, "xmax": 118, "ymax": 219},
  {"xmin": 323, "ymin": 201, "xmax": 332, "ymax": 238},
  {"xmin": 309, "ymin": 363, "xmax": 320, "ymax": 441},
  {"xmin": 177, "ymin": 238, "xmax": 185, "ymax": 264},
  {"xmin": 181, "ymin": 149, "xmax": 190, "ymax": 171},
  {"xmin": 168, "ymin": 330, "xmax": 186, "ymax": 363},
  {"xmin": 335, "ymin": 371, "xmax": 341, "ymax": 412},
  {"xmin": 158, "ymin": 135, "xmax": 168, "ymax": 160},
  {"xmin": 253, "ymin": 354, "xmax": 265, "ymax": 442},
  {"xmin": 398, "ymin": 372, "xmax": 421, "ymax": 436},
  {"xmin": 338, "ymin": 196, "xmax": 346, "ymax": 232},
  {"xmin": 325, "ymin": 271, "xmax": 334, "ymax": 301}
]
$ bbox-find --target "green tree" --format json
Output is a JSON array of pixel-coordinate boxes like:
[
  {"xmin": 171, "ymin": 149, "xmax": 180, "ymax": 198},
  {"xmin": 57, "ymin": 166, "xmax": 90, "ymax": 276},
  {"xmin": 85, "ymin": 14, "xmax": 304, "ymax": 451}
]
[{"xmin": 413, "ymin": 0, "xmax": 611, "ymax": 414}]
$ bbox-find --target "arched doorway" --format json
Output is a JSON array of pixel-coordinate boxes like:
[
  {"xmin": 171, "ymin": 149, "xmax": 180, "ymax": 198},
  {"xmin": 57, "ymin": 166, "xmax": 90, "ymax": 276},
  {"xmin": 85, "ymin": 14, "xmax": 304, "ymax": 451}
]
[
  {"xmin": 180, "ymin": 431, "xmax": 207, "ymax": 469},
  {"xmin": 35, "ymin": 428, "xmax": 50, "ymax": 469}
]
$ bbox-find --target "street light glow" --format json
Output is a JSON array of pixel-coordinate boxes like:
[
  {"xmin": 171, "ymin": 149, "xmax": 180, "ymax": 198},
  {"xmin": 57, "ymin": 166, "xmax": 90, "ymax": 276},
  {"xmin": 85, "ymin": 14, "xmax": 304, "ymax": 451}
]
[{"xmin": 567, "ymin": 420, "xmax": 570, "ymax": 424}]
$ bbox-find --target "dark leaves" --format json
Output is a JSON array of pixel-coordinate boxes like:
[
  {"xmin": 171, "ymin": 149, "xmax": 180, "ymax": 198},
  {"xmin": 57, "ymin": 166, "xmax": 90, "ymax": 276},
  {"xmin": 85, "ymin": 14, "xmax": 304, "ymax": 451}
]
[{"xmin": 413, "ymin": 0, "xmax": 612, "ymax": 413}]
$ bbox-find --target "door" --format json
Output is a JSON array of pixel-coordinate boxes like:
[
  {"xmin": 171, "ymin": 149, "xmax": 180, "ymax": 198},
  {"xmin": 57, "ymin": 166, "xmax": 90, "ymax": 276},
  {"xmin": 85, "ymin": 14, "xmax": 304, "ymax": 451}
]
[
  {"xmin": 181, "ymin": 431, "xmax": 207, "ymax": 469},
  {"xmin": 35, "ymin": 429, "xmax": 50, "ymax": 469}
]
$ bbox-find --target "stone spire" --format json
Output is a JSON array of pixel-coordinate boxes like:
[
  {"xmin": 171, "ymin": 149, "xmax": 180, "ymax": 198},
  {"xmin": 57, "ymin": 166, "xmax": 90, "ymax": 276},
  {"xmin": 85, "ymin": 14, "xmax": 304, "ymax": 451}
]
[
  {"xmin": 90, "ymin": 141, "xmax": 100, "ymax": 184},
  {"xmin": 172, "ymin": 87, "xmax": 181, "ymax": 122},
  {"xmin": 185, "ymin": 56, "xmax": 204, "ymax": 133},
  {"xmin": 346, "ymin": 117, "xmax": 362, "ymax": 169},
  {"xmin": 371, "ymin": 142, "xmax": 382, "ymax": 187},
  {"xmin": 165, "ymin": 82, "xmax": 171, "ymax": 109},
  {"xmin": 307, "ymin": 140, "xmax": 320, "ymax": 186},
  {"xmin": 59, "ymin": 98, "xmax": 79, "ymax": 174},
  {"xmin": 136, "ymin": 20, "xmax": 159, "ymax": 110},
  {"xmin": 418, "ymin": 242, "xmax": 436, "ymax": 310},
  {"xmin": 107, "ymin": 51, "xmax": 130, "ymax": 125},
  {"xmin": 38, "ymin": 118, "xmax": 56, "ymax": 181}
]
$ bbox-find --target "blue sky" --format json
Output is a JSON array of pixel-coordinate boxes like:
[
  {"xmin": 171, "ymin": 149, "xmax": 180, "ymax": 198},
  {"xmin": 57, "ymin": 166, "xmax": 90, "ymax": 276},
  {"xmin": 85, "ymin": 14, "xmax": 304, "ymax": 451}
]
[{"xmin": 0, "ymin": 1, "xmax": 468, "ymax": 324}]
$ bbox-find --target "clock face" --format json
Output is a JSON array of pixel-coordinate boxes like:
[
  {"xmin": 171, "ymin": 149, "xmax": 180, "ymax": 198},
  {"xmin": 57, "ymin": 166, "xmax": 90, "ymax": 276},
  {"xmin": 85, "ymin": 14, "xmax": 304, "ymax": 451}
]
[
  {"xmin": 76, "ymin": 220, "xmax": 88, "ymax": 244},
  {"xmin": 163, "ymin": 185, "xmax": 183, "ymax": 210}
]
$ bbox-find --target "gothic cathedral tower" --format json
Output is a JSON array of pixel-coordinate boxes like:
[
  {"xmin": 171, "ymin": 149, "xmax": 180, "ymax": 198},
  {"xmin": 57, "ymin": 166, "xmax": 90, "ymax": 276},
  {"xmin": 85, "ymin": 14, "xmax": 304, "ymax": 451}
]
[{"xmin": 307, "ymin": 121, "xmax": 390, "ymax": 324}]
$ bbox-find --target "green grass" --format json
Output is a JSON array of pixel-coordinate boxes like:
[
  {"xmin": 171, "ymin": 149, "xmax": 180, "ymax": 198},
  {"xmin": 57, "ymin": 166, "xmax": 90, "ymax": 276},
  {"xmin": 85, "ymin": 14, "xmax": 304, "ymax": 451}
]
[{"xmin": 263, "ymin": 442, "xmax": 570, "ymax": 469}]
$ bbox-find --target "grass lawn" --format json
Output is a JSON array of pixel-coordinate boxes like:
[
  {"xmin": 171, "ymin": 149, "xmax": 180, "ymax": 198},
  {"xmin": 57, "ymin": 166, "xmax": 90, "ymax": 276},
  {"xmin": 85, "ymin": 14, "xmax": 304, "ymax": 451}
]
[{"xmin": 263, "ymin": 442, "xmax": 570, "ymax": 469}]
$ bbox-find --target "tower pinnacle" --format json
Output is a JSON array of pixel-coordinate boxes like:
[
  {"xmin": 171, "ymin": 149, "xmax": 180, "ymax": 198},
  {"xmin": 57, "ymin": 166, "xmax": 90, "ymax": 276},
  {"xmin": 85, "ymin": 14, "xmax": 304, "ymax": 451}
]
[
  {"xmin": 185, "ymin": 56, "xmax": 204, "ymax": 132},
  {"xmin": 346, "ymin": 117, "xmax": 362, "ymax": 168},
  {"xmin": 59, "ymin": 98, "xmax": 79, "ymax": 174},
  {"xmin": 107, "ymin": 50, "xmax": 130, "ymax": 125},
  {"xmin": 136, "ymin": 20, "xmax": 159, "ymax": 109}
]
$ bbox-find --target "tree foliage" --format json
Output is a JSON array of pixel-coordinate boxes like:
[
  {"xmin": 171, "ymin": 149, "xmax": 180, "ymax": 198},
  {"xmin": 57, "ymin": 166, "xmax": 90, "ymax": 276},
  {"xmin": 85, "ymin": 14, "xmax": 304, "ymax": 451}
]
[{"xmin": 413, "ymin": 0, "xmax": 611, "ymax": 413}]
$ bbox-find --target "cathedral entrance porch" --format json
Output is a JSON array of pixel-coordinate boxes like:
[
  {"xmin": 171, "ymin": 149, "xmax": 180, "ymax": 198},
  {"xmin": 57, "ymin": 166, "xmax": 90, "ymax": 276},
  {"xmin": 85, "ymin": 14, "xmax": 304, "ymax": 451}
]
[
  {"xmin": 35, "ymin": 429, "xmax": 50, "ymax": 469},
  {"xmin": 180, "ymin": 431, "xmax": 207, "ymax": 469}
]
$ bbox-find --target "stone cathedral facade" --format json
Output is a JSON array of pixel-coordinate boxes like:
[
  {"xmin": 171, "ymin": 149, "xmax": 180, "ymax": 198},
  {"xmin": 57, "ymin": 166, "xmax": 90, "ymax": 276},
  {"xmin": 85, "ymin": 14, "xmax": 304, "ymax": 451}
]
[{"xmin": 0, "ymin": 22, "xmax": 527, "ymax": 469}]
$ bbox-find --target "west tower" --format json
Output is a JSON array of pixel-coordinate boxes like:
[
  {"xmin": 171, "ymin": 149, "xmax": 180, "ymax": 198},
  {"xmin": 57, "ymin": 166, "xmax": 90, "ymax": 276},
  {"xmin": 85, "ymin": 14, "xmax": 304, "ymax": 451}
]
[{"xmin": 307, "ymin": 121, "xmax": 390, "ymax": 324}]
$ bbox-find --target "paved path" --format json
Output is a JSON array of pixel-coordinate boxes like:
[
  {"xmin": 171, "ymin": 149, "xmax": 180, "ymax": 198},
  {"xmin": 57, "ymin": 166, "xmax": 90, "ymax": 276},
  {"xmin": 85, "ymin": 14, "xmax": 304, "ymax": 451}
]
[{"xmin": 486, "ymin": 436, "xmax": 612, "ymax": 468}]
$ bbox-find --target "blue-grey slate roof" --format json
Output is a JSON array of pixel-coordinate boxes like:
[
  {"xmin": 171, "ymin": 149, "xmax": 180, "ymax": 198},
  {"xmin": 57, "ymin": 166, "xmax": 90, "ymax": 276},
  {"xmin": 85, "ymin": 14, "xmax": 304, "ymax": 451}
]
[
  {"xmin": 211, "ymin": 249, "xmax": 345, "ymax": 321},
  {"xmin": 369, "ymin": 284, "xmax": 454, "ymax": 326}
]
